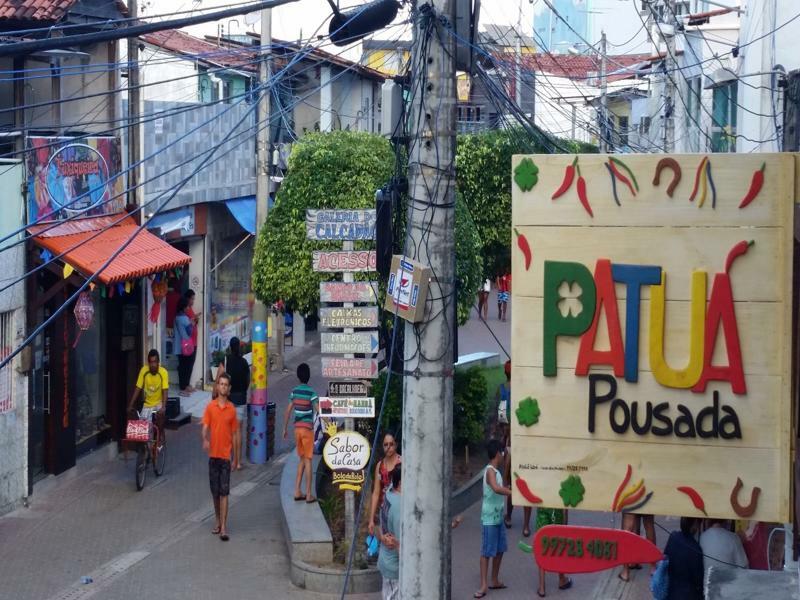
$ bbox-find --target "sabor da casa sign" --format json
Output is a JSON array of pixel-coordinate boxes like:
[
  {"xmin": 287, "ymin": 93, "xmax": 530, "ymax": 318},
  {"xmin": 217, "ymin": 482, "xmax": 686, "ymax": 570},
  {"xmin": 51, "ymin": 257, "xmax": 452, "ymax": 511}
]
[{"xmin": 322, "ymin": 431, "xmax": 371, "ymax": 492}]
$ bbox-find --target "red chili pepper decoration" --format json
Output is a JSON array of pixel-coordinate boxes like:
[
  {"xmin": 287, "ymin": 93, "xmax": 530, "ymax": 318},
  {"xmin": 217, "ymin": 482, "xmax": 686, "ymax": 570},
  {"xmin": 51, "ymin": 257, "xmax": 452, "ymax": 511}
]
[
  {"xmin": 739, "ymin": 162, "xmax": 766, "ymax": 209},
  {"xmin": 552, "ymin": 156, "xmax": 578, "ymax": 200},
  {"xmin": 724, "ymin": 240, "xmax": 754, "ymax": 274},
  {"xmin": 514, "ymin": 472, "xmax": 543, "ymax": 504},
  {"xmin": 689, "ymin": 157, "xmax": 708, "ymax": 202},
  {"xmin": 609, "ymin": 157, "xmax": 639, "ymax": 192},
  {"xmin": 611, "ymin": 464, "xmax": 632, "ymax": 511},
  {"xmin": 677, "ymin": 486, "xmax": 708, "ymax": 516},
  {"xmin": 617, "ymin": 486, "xmax": 646, "ymax": 511},
  {"xmin": 576, "ymin": 165, "xmax": 593, "ymax": 217},
  {"xmin": 608, "ymin": 160, "xmax": 637, "ymax": 197},
  {"xmin": 514, "ymin": 228, "xmax": 532, "ymax": 271}
]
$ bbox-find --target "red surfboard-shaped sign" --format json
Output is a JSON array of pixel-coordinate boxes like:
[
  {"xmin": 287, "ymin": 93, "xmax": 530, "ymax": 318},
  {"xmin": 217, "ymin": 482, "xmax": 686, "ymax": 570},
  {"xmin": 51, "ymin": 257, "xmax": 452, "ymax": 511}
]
[{"xmin": 520, "ymin": 525, "xmax": 663, "ymax": 574}]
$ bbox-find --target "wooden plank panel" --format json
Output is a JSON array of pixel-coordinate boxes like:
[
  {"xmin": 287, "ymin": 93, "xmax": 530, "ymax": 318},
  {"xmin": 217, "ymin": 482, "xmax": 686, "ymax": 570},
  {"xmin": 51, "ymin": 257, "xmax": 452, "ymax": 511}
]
[
  {"xmin": 511, "ymin": 296, "xmax": 781, "ymax": 376},
  {"xmin": 512, "ymin": 153, "xmax": 794, "ymax": 227},
  {"xmin": 510, "ymin": 226, "xmax": 783, "ymax": 302},
  {"xmin": 509, "ymin": 436, "xmax": 787, "ymax": 521},
  {"xmin": 510, "ymin": 367, "xmax": 781, "ymax": 449}
]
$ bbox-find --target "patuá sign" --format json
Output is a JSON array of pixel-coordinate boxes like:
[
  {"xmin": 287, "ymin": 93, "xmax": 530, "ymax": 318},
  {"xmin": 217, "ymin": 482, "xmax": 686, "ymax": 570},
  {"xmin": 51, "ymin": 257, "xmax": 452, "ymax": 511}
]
[
  {"xmin": 320, "ymin": 331, "xmax": 379, "ymax": 355},
  {"xmin": 312, "ymin": 250, "xmax": 376, "ymax": 273},
  {"xmin": 319, "ymin": 396, "xmax": 376, "ymax": 418},
  {"xmin": 323, "ymin": 430, "xmax": 371, "ymax": 491},
  {"xmin": 510, "ymin": 153, "xmax": 793, "ymax": 522},
  {"xmin": 320, "ymin": 306, "xmax": 379, "ymax": 329},
  {"xmin": 306, "ymin": 209, "xmax": 376, "ymax": 240},
  {"xmin": 321, "ymin": 357, "xmax": 379, "ymax": 379},
  {"xmin": 320, "ymin": 281, "xmax": 377, "ymax": 303}
]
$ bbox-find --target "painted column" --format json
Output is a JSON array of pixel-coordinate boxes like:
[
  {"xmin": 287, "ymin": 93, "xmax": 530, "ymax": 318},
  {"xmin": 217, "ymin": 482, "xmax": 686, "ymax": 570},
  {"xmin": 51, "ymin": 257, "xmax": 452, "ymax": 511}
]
[{"xmin": 248, "ymin": 319, "xmax": 268, "ymax": 463}]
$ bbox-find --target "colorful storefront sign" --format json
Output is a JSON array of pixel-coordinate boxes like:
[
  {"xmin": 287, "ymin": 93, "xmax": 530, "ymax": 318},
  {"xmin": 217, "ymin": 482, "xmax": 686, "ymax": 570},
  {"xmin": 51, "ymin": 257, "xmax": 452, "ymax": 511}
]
[
  {"xmin": 319, "ymin": 396, "xmax": 375, "ymax": 418},
  {"xmin": 26, "ymin": 136, "xmax": 124, "ymax": 223},
  {"xmin": 320, "ymin": 331, "xmax": 379, "ymax": 355},
  {"xmin": 320, "ymin": 306, "xmax": 379, "ymax": 329},
  {"xmin": 510, "ymin": 153, "xmax": 793, "ymax": 522},
  {"xmin": 319, "ymin": 281, "xmax": 377, "ymax": 303},
  {"xmin": 305, "ymin": 209, "xmax": 376, "ymax": 240},
  {"xmin": 322, "ymin": 430, "xmax": 371, "ymax": 491},
  {"xmin": 321, "ymin": 357, "xmax": 379, "ymax": 379},
  {"xmin": 312, "ymin": 250, "xmax": 376, "ymax": 272}
]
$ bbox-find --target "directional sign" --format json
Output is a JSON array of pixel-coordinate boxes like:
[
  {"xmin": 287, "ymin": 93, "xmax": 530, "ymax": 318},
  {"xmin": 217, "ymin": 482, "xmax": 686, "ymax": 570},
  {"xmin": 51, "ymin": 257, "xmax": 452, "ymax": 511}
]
[
  {"xmin": 320, "ymin": 281, "xmax": 377, "ymax": 304},
  {"xmin": 320, "ymin": 306, "xmax": 379, "ymax": 329},
  {"xmin": 328, "ymin": 381, "xmax": 369, "ymax": 397},
  {"xmin": 320, "ymin": 397, "xmax": 376, "ymax": 418},
  {"xmin": 313, "ymin": 250, "xmax": 376, "ymax": 273},
  {"xmin": 306, "ymin": 209, "xmax": 376, "ymax": 241},
  {"xmin": 321, "ymin": 331, "xmax": 379, "ymax": 355},
  {"xmin": 322, "ymin": 357, "xmax": 379, "ymax": 379}
]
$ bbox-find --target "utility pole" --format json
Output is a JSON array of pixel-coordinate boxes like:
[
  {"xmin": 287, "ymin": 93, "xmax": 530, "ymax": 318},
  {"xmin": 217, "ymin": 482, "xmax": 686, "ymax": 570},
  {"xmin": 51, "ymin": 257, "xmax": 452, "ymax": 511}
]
[
  {"xmin": 662, "ymin": 1, "xmax": 676, "ymax": 152},
  {"xmin": 599, "ymin": 30, "xmax": 608, "ymax": 153},
  {"xmin": 127, "ymin": 0, "xmax": 141, "ymax": 213},
  {"xmin": 515, "ymin": 0, "xmax": 523, "ymax": 110},
  {"xmin": 249, "ymin": 6, "xmax": 271, "ymax": 462},
  {"xmin": 399, "ymin": 0, "xmax": 456, "ymax": 597}
]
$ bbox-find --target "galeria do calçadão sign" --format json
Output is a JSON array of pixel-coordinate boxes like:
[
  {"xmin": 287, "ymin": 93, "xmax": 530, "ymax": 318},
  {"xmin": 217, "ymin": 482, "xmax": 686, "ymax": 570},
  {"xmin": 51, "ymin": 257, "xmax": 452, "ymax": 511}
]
[{"xmin": 510, "ymin": 153, "xmax": 793, "ymax": 522}]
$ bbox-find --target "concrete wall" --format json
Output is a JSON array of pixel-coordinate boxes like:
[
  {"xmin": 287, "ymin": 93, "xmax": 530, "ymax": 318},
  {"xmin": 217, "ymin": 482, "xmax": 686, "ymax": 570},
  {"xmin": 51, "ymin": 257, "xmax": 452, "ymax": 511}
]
[
  {"xmin": 0, "ymin": 160, "xmax": 28, "ymax": 515},
  {"xmin": 138, "ymin": 46, "xmax": 200, "ymax": 104}
]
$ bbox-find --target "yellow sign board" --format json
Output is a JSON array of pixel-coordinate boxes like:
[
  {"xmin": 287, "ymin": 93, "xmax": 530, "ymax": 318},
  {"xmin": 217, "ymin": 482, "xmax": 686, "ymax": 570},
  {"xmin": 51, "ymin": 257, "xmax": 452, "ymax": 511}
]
[{"xmin": 510, "ymin": 153, "xmax": 794, "ymax": 522}]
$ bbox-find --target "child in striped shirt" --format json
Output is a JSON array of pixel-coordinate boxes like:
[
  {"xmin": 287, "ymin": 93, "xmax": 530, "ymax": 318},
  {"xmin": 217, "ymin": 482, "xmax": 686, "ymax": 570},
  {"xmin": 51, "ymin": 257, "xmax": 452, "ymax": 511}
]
[{"xmin": 282, "ymin": 363, "xmax": 319, "ymax": 503}]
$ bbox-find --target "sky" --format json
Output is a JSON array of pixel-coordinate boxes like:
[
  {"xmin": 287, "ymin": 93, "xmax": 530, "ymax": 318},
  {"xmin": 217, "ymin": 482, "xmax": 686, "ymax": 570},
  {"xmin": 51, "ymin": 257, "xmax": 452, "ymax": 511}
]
[{"xmin": 152, "ymin": 0, "xmax": 649, "ymax": 58}]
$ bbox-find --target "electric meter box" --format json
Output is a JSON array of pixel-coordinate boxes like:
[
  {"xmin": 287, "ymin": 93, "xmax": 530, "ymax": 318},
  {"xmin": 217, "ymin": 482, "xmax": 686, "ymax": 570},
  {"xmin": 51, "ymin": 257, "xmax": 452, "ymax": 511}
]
[{"xmin": 384, "ymin": 255, "xmax": 431, "ymax": 323}]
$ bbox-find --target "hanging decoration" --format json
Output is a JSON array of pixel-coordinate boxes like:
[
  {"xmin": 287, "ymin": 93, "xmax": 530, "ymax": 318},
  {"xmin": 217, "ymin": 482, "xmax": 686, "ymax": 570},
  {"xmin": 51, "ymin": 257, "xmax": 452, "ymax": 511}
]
[
  {"xmin": 72, "ymin": 291, "xmax": 94, "ymax": 348},
  {"xmin": 149, "ymin": 277, "xmax": 168, "ymax": 322}
]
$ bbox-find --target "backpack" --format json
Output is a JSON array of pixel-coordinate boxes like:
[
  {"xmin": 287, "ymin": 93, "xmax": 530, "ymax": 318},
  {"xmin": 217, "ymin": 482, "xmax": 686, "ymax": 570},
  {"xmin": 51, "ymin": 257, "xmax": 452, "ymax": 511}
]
[{"xmin": 650, "ymin": 557, "xmax": 669, "ymax": 600}]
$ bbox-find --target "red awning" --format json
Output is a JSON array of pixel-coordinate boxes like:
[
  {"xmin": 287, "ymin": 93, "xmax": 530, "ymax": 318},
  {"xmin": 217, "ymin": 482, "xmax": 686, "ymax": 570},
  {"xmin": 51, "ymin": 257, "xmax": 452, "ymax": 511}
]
[{"xmin": 29, "ymin": 213, "xmax": 191, "ymax": 285}]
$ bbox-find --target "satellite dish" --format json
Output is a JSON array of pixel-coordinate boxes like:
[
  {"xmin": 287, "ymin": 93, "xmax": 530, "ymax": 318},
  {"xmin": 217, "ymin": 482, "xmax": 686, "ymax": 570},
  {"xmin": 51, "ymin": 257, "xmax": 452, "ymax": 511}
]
[{"xmin": 244, "ymin": 12, "xmax": 260, "ymax": 26}]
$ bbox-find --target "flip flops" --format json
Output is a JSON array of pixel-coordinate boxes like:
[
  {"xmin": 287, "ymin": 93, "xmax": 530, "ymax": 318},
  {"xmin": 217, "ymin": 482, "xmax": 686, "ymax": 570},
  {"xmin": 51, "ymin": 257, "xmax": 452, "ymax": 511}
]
[
  {"xmin": 489, "ymin": 584, "xmax": 507, "ymax": 590},
  {"xmin": 220, "ymin": 533, "xmax": 229, "ymax": 542},
  {"xmin": 558, "ymin": 578, "xmax": 573, "ymax": 590}
]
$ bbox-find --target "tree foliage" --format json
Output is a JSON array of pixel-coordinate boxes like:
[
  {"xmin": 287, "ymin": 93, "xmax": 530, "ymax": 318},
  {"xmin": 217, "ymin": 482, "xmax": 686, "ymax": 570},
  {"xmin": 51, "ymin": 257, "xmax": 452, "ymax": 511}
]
[
  {"xmin": 456, "ymin": 128, "xmax": 597, "ymax": 278},
  {"xmin": 253, "ymin": 130, "xmax": 483, "ymax": 323}
]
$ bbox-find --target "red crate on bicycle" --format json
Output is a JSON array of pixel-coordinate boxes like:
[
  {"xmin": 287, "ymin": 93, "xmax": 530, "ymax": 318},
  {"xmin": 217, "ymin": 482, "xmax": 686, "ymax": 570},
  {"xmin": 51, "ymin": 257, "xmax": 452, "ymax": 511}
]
[{"xmin": 125, "ymin": 419, "xmax": 152, "ymax": 442}]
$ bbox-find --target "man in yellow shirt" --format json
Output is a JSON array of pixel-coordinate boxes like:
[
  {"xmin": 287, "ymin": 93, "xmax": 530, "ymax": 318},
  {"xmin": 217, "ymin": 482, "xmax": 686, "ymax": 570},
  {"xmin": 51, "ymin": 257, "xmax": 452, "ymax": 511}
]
[{"xmin": 128, "ymin": 349, "xmax": 169, "ymax": 440}]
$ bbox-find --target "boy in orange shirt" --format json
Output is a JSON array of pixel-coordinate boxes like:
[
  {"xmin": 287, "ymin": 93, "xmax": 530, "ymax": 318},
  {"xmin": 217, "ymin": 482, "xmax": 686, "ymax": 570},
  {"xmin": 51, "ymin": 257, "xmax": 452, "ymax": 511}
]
[{"xmin": 202, "ymin": 373, "xmax": 240, "ymax": 541}]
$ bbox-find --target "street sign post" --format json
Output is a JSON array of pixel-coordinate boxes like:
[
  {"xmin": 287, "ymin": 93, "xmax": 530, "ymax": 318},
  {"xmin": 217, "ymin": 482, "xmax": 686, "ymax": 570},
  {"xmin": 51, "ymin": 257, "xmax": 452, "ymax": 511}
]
[
  {"xmin": 328, "ymin": 381, "xmax": 369, "ymax": 397},
  {"xmin": 320, "ymin": 306, "xmax": 379, "ymax": 329},
  {"xmin": 306, "ymin": 209, "xmax": 376, "ymax": 240},
  {"xmin": 320, "ymin": 331, "xmax": 379, "ymax": 355},
  {"xmin": 320, "ymin": 281, "xmax": 377, "ymax": 303},
  {"xmin": 312, "ymin": 250, "xmax": 376, "ymax": 272},
  {"xmin": 321, "ymin": 357, "xmax": 379, "ymax": 379}
]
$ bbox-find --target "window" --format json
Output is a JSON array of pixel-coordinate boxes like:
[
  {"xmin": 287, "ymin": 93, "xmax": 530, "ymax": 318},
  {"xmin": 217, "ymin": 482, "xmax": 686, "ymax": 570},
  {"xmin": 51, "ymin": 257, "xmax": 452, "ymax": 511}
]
[
  {"xmin": 0, "ymin": 311, "xmax": 12, "ymax": 413},
  {"xmin": 711, "ymin": 81, "xmax": 737, "ymax": 152},
  {"xmin": 686, "ymin": 77, "xmax": 702, "ymax": 151},
  {"xmin": 618, "ymin": 116, "xmax": 629, "ymax": 147},
  {"xmin": 222, "ymin": 79, "xmax": 233, "ymax": 104}
]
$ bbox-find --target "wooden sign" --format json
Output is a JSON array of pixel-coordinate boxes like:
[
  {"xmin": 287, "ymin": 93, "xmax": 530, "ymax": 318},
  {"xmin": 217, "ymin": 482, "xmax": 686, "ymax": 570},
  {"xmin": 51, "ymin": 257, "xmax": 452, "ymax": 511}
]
[
  {"xmin": 323, "ymin": 430, "xmax": 371, "ymax": 491},
  {"xmin": 306, "ymin": 209, "xmax": 376, "ymax": 240},
  {"xmin": 320, "ymin": 396, "xmax": 375, "ymax": 418},
  {"xmin": 320, "ymin": 306, "xmax": 379, "ymax": 329},
  {"xmin": 312, "ymin": 250, "xmax": 376, "ymax": 273},
  {"xmin": 320, "ymin": 281, "xmax": 377, "ymax": 303},
  {"xmin": 511, "ymin": 153, "xmax": 794, "ymax": 522},
  {"xmin": 521, "ymin": 525, "xmax": 663, "ymax": 574},
  {"xmin": 321, "ymin": 357, "xmax": 379, "ymax": 379},
  {"xmin": 321, "ymin": 331, "xmax": 379, "ymax": 355},
  {"xmin": 328, "ymin": 381, "xmax": 368, "ymax": 397}
]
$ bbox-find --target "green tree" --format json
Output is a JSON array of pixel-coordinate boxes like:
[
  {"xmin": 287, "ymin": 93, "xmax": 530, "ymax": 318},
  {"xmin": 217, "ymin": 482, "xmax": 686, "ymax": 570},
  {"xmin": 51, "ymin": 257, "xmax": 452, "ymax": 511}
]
[{"xmin": 253, "ymin": 130, "xmax": 483, "ymax": 323}]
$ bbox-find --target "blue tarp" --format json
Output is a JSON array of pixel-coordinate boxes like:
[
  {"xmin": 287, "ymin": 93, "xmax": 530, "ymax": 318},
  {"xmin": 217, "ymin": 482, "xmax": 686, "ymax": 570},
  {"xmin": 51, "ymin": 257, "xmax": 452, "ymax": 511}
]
[{"xmin": 225, "ymin": 196, "xmax": 256, "ymax": 235}]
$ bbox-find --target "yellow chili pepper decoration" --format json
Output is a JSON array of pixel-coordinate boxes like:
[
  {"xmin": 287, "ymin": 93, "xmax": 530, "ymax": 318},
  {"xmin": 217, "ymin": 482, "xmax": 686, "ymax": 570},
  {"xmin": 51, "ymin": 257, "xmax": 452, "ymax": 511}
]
[{"xmin": 617, "ymin": 479, "xmax": 644, "ymax": 509}]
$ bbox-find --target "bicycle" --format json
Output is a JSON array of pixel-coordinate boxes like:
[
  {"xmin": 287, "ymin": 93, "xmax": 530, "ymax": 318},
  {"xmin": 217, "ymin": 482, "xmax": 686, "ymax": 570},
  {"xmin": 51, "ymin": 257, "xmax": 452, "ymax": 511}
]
[{"xmin": 125, "ymin": 407, "xmax": 166, "ymax": 491}]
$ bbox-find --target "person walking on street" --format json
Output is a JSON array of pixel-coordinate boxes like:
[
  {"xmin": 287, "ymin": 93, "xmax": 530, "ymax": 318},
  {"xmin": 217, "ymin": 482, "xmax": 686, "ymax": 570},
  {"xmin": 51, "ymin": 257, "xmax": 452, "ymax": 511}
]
[
  {"xmin": 201, "ymin": 373, "xmax": 240, "ymax": 541},
  {"xmin": 368, "ymin": 432, "xmax": 402, "ymax": 536},
  {"xmin": 478, "ymin": 278, "xmax": 490, "ymax": 320},
  {"xmin": 536, "ymin": 508, "xmax": 572, "ymax": 596},
  {"xmin": 663, "ymin": 517, "xmax": 704, "ymax": 600},
  {"xmin": 127, "ymin": 349, "xmax": 168, "ymax": 442},
  {"xmin": 700, "ymin": 519, "xmax": 748, "ymax": 570},
  {"xmin": 619, "ymin": 513, "xmax": 657, "ymax": 581},
  {"xmin": 282, "ymin": 363, "xmax": 318, "ymax": 503},
  {"xmin": 216, "ymin": 337, "xmax": 249, "ymax": 468},
  {"xmin": 496, "ymin": 271, "xmax": 510, "ymax": 322},
  {"xmin": 183, "ymin": 289, "xmax": 201, "ymax": 393},
  {"xmin": 475, "ymin": 439, "xmax": 512, "ymax": 598},
  {"xmin": 377, "ymin": 464, "xmax": 403, "ymax": 600},
  {"xmin": 174, "ymin": 297, "xmax": 194, "ymax": 396}
]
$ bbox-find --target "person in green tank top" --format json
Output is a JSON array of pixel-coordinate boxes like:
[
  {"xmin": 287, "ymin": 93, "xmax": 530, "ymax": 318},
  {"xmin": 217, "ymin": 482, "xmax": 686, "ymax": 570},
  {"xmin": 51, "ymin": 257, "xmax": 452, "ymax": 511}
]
[{"xmin": 475, "ymin": 439, "xmax": 512, "ymax": 598}]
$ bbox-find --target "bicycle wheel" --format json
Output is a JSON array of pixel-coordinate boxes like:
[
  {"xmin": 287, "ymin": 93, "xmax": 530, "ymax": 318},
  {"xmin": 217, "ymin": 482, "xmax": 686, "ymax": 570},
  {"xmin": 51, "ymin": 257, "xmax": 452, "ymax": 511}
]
[
  {"xmin": 153, "ymin": 435, "xmax": 166, "ymax": 476},
  {"xmin": 135, "ymin": 446, "xmax": 146, "ymax": 491}
]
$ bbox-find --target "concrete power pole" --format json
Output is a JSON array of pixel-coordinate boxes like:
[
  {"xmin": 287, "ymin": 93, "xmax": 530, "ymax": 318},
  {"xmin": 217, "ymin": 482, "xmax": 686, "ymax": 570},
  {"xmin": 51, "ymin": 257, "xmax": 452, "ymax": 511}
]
[
  {"xmin": 399, "ymin": 0, "xmax": 456, "ymax": 598},
  {"xmin": 249, "ymin": 6, "xmax": 271, "ymax": 461},
  {"xmin": 599, "ymin": 30, "xmax": 608, "ymax": 153},
  {"xmin": 662, "ymin": 0, "xmax": 676, "ymax": 152},
  {"xmin": 127, "ymin": 0, "xmax": 141, "ymax": 213}
]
